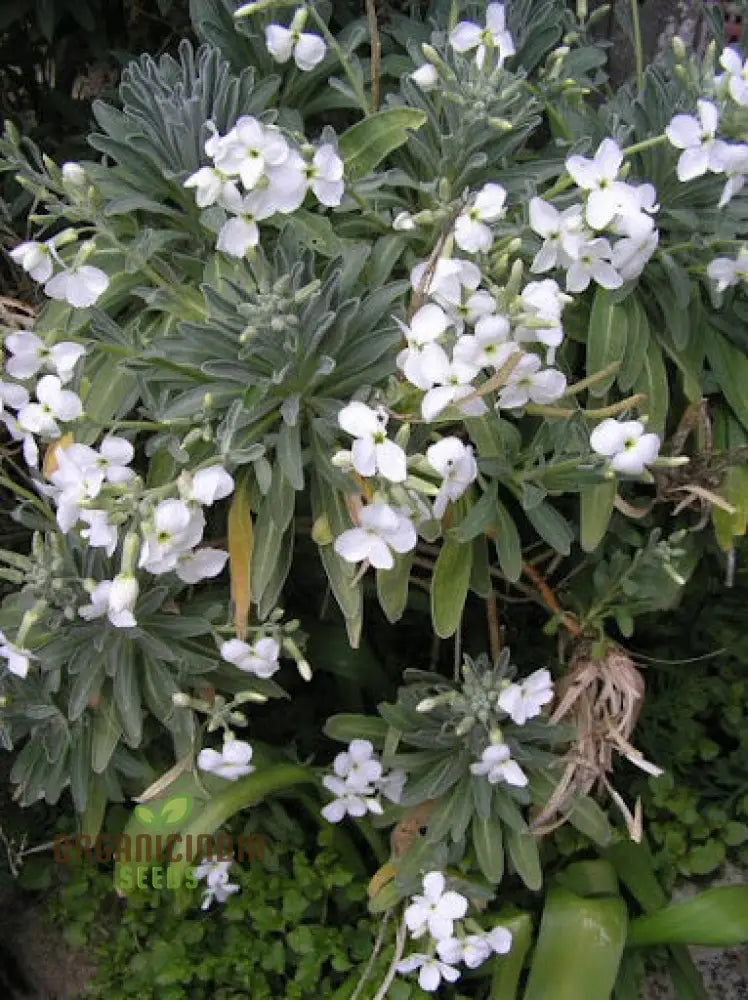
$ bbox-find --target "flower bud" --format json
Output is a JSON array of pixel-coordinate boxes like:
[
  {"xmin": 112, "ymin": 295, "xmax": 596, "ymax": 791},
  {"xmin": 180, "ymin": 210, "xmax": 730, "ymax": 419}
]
[
  {"xmin": 62, "ymin": 162, "xmax": 86, "ymax": 186},
  {"xmin": 393, "ymin": 211, "xmax": 416, "ymax": 231},
  {"xmin": 410, "ymin": 64, "xmax": 439, "ymax": 90},
  {"xmin": 172, "ymin": 692, "xmax": 192, "ymax": 708},
  {"xmin": 672, "ymin": 36, "xmax": 687, "ymax": 63}
]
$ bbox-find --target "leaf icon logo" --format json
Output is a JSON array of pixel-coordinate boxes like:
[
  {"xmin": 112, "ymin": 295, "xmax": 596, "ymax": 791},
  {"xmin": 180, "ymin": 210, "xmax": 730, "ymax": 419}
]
[
  {"xmin": 134, "ymin": 805, "xmax": 155, "ymax": 826},
  {"xmin": 159, "ymin": 796, "xmax": 192, "ymax": 826}
]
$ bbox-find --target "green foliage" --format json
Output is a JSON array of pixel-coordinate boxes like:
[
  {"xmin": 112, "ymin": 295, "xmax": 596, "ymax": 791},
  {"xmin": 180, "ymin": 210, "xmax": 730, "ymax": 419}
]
[{"xmin": 47, "ymin": 831, "xmax": 438, "ymax": 999}]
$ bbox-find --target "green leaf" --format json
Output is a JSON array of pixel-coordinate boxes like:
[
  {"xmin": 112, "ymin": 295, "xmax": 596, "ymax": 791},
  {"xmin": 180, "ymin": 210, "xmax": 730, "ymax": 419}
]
[
  {"xmin": 91, "ymin": 691, "xmax": 122, "ymax": 774},
  {"xmin": 490, "ymin": 912, "xmax": 533, "ymax": 1000},
  {"xmin": 587, "ymin": 288, "xmax": 628, "ymax": 398},
  {"xmin": 376, "ymin": 553, "xmax": 412, "ymax": 624},
  {"xmin": 324, "ymin": 714, "xmax": 389, "ymax": 745},
  {"xmin": 160, "ymin": 796, "xmax": 193, "ymax": 826},
  {"xmin": 523, "ymin": 500, "xmax": 573, "ymax": 555},
  {"xmin": 580, "ymin": 480, "xmax": 617, "ymax": 553},
  {"xmin": 494, "ymin": 497, "xmax": 522, "ymax": 581},
  {"xmin": 339, "ymin": 108, "xmax": 427, "ymax": 180},
  {"xmin": 276, "ymin": 421, "xmax": 305, "ymax": 491},
  {"xmin": 431, "ymin": 537, "xmax": 473, "ymax": 638},
  {"xmin": 505, "ymin": 826, "xmax": 542, "ymax": 891},
  {"xmin": 524, "ymin": 888, "xmax": 627, "ymax": 1000},
  {"xmin": 633, "ymin": 337, "xmax": 669, "ymax": 438},
  {"xmin": 134, "ymin": 805, "xmax": 155, "ymax": 826},
  {"xmin": 706, "ymin": 329, "xmax": 748, "ymax": 433},
  {"xmin": 618, "ymin": 297, "xmax": 650, "ymax": 392},
  {"xmin": 473, "ymin": 814, "xmax": 504, "ymax": 884},
  {"xmin": 628, "ymin": 887, "xmax": 748, "ymax": 948}
]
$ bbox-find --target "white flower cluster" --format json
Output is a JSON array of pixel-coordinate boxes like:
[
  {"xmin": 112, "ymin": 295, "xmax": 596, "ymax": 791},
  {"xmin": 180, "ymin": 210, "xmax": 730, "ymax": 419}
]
[
  {"xmin": 469, "ymin": 667, "xmax": 554, "ymax": 789},
  {"xmin": 397, "ymin": 871, "xmax": 513, "ymax": 992},
  {"xmin": 531, "ymin": 138, "xmax": 660, "ymax": 292},
  {"xmin": 0, "ymin": 330, "xmax": 85, "ymax": 468},
  {"xmin": 400, "ymin": 260, "xmax": 569, "ymax": 416},
  {"xmin": 11, "ymin": 237, "xmax": 109, "ymax": 309},
  {"xmin": 320, "ymin": 738, "xmax": 405, "ymax": 823},
  {"xmin": 184, "ymin": 115, "xmax": 344, "ymax": 257},
  {"xmin": 667, "ymin": 75, "xmax": 748, "ymax": 209}
]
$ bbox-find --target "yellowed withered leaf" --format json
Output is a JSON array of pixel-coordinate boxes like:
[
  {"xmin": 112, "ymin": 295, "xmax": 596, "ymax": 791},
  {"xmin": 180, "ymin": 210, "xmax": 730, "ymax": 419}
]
[
  {"xmin": 43, "ymin": 432, "xmax": 74, "ymax": 479},
  {"xmin": 228, "ymin": 476, "xmax": 253, "ymax": 639}
]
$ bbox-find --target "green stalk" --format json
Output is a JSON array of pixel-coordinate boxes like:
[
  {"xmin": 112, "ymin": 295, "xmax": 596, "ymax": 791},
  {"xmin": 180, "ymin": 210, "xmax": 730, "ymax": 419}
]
[
  {"xmin": 165, "ymin": 763, "xmax": 314, "ymax": 886},
  {"xmin": 630, "ymin": 0, "xmax": 644, "ymax": 95},
  {"xmin": 306, "ymin": 7, "xmax": 370, "ymax": 115}
]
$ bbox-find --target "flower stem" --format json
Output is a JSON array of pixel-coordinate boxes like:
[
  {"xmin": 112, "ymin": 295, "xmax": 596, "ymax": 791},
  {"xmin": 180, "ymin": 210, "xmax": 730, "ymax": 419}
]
[
  {"xmin": 630, "ymin": 0, "xmax": 644, "ymax": 95},
  {"xmin": 306, "ymin": 7, "xmax": 370, "ymax": 116},
  {"xmin": 622, "ymin": 134, "xmax": 668, "ymax": 158},
  {"xmin": 366, "ymin": 0, "xmax": 381, "ymax": 113}
]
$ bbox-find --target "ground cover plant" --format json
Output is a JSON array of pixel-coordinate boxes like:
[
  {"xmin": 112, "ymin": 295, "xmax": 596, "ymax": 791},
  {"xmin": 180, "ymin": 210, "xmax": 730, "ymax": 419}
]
[{"xmin": 0, "ymin": 0, "xmax": 748, "ymax": 996}]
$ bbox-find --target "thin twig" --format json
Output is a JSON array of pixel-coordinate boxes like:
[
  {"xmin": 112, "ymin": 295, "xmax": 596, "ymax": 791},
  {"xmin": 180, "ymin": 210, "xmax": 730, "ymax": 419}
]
[
  {"xmin": 486, "ymin": 591, "xmax": 501, "ymax": 664},
  {"xmin": 366, "ymin": 0, "xmax": 381, "ymax": 113},
  {"xmin": 373, "ymin": 916, "xmax": 408, "ymax": 1000},
  {"xmin": 350, "ymin": 910, "xmax": 392, "ymax": 1000}
]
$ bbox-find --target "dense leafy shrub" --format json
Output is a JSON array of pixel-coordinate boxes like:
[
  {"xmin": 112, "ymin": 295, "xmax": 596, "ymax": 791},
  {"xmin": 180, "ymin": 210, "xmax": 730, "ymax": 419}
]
[{"xmin": 0, "ymin": 0, "xmax": 747, "ymax": 994}]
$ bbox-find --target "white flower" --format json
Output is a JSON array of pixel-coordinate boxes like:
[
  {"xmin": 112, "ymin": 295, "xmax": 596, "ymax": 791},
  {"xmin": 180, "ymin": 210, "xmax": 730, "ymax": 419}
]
[
  {"xmin": 719, "ymin": 47, "xmax": 748, "ymax": 106},
  {"xmin": 175, "ymin": 548, "xmax": 229, "ymax": 584},
  {"xmin": 79, "ymin": 509, "xmax": 118, "ymax": 557},
  {"xmin": 393, "ymin": 211, "xmax": 417, "ymax": 231},
  {"xmin": 708, "ymin": 247, "xmax": 748, "ymax": 292},
  {"xmin": 666, "ymin": 100, "xmax": 723, "ymax": 182},
  {"xmin": 450, "ymin": 2, "xmax": 515, "ymax": 69},
  {"xmin": 498, "ymin": 667, "xmax": 554, "ymax": 725},
  {"xmin": 589, "ymin": 418, "xmax": 660, "ymax": 474},
  {"xmin": 529, "ymin": 198, "xmax": 586, "ymax": 273},
  {"xmin": 198, "ymin": 739, "xmax": 255, "ymax": 780},
  {"xmin": 10, "ymin": 241, "xmax": 54, "ymax": 283},
  {"xmin": 50, "ymin": 443, "xmax": 105, "ymax": 531},
  {"xmin": 338, "ymin": 401, "xmax": 407, "ymax": 482},
  {"xmin": 454, "ymin": 183, "xmax": 507, "ymax": 253},
  {"xmin": 138, "ymin": 499, "xmax": 205, "ymax": 574},
  {"xmin": 452, "ymin": 289, "xmax": 496, "ymax": 332},
  {"xmin": 221, "ymin": 637, "xmax": 281, "ymax": 678},
  {"xmin": 182, "ymin": 466, "xmax": 234, "ymax": 506},
  {"xmin": 263, "ymin": 148, "xmax": 308, "ymax": 214},
  {"xmin": 334, "ymin": 502, "xmax": 417, "ymax": 570},
  {"xmin": 454, "ymin": 314, "xmax": 517, "ymax": 371},
  {"xmin": 4, "ymin": 332, "xmax": 84, "ymax": 384},
  {"xmin": 332, "ymin": 739, "xmax": 382, "ymax": 791},
  {"xmin": 184, "ymin": 166, "xmax": 240, "ymax": 208},
  {"xmin": 470, "ymin": 743, "xmax": 527, "ymax": 786},
  {"xmin": 194, "ymin": 859, "xmax": 240, "ymax": 909},
  {"xmin": 714, "ymin": 142, "xmax": 748, "ymax": 207},
  {"xmin": 0, "ymin": 632, "xmax": 33, "ymax": 678},
  {"xmin": 497, "ymin": 354, "xmax": 566, "ymax": 409},
  {"xmin": 17, "ymin": 374, "xmax": 82, "ymax": 436},
  {"xmin": 0, "ymin": 380, "xmax": 29, "ymax": 417},
  {"xmin": 62, "ymin": 162, "xmax": 86, "ymax": 185},
  {"xmin": 217, "ymin": 215, "xmax": 260, "ymax": 257},
  {"xmin": 404, "ymin": 871, "xmax": 469, "ymax": 941},
  {"xmin": 44, "ymin": 265, "xmax": 109, "ymax": 308},
  {"xmin": 426, "ymin": 437, "xmax": 478, "ymax": 518},
  {"xmin": 410, "ymin": 64, "xmax": 438, "ymax": 89},
  {"xmin": 396, "ymin": 303, "xmax": 451, "ymax": 390},
  {"xmin": 439, "ymin": 928, "xmax": 512, "ymax": 969},
  {"xmin": 321, "ymin": 775, "xmax": 383, "ymax": 822},
  {"xmin": 376, "ymin": 768, "xmax": 406, "ymax": 803},
  {"xmin": 231, "ymin": 116, "xmax": 292, "ymax": 191},
  {"xmin": 265, "ymin": 12, "xmax": 326, "ymax": 71},
  {"xmin": 565, "ymin": 237, "xmax": 623, "ymax": 292},
  {"xmin": 565, "ymin": 138, "xmax": 636, "ymax": 230},
  {"xmin": 410, "ymin": 258, "xmax": 481, "ymax": 308},
  {"xmin": 610, "ymin": 228, "xmax": 659, "ymax": 282},
  {"xmin": 420, "ymin": 357, "xmax": 487, "ymax": 422},
  {"xmin": 96, "ymin": 436, "xmax": 135, "ymax": 483},
  {"xmin": 307, "ymin": 143, "xmax": 344, "ymax": 206},
  {"xmin": 397, "ymin": 953, "xmax": 461, "ymax": 992},
  {"xmin": 514, "ymin": 279, "xmax": 568, "ymax": 358},
  {"xmin": 79, "ymin": 576, "xmax": 138, "ymax": 629}
]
